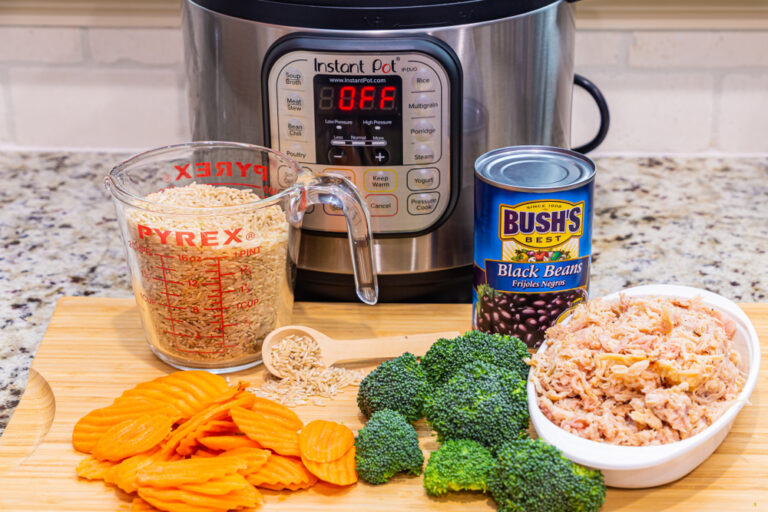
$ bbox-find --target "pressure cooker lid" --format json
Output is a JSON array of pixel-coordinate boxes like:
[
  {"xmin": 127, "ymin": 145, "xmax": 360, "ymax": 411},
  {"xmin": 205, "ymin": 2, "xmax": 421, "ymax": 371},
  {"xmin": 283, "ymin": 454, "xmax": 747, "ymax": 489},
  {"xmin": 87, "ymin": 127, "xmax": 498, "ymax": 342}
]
[{"xmin": 189, "ymin": 0, "xmax": 564, "ymax": 30}]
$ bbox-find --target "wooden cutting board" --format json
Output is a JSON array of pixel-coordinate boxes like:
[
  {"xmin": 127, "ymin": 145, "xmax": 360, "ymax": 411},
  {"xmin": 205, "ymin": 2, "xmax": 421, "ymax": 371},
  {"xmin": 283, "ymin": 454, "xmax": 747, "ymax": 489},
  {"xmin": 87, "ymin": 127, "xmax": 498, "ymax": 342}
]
[{"xmin": 0, "ymin": 297, "xmax": 766, "ymax": 511}]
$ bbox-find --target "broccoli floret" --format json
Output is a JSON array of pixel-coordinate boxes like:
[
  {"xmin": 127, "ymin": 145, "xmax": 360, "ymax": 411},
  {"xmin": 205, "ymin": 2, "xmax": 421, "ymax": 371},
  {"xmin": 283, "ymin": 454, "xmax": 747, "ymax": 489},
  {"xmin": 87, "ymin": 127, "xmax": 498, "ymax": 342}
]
[
  {"xmin": 423, "ymin": 360, "xmax": 528, "ymax": 450},
  {"xmin": 421, "ymin": 330, "xmax": 529, "ymax": 387},
  {"xmin": 357, "ymin": 352, "xmax": 428, "ymax": 422},
  {"xmin": 423, "ymin": 439, "xmax": 496, "ymax": 496},
  {"xmin": 489, "ymin": 438, "xmax": 606, "ymax": 512},
  {"xmin": 355, "ymin": 409, "xmax": 425, "ymax": 485}
]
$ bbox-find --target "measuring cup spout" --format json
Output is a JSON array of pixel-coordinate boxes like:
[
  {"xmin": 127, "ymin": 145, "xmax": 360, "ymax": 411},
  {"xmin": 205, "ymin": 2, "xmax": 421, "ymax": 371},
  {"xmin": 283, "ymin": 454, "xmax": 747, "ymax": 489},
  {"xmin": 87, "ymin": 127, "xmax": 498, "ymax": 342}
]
[{"xmin": 297, "ymin": 172, "xmax": 379, "ymax": 305}]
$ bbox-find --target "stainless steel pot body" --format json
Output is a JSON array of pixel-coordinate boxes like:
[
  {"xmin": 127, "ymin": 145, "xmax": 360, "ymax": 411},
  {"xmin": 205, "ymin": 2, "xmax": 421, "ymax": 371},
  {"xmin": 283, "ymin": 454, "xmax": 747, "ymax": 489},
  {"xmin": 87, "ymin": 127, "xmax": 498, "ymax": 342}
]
[{"xmin": 183, "ymin": 0, "xmax": 575, "ymax": 280}]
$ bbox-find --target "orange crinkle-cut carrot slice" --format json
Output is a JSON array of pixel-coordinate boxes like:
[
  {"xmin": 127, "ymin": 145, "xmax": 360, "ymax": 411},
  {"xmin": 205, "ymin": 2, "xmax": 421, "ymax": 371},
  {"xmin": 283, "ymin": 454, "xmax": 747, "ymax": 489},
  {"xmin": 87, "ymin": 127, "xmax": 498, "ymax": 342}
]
[
  {"xmin": 210, "ymin": 382, "xmax": 250, "ymax": 406},
  {"xmin": 117, "ymin": 371, "xmax": 231, "ymax": 419},
  {"xmin": 302, "ymin": 445, "xmax": 358, "ymax": 486},
  {"xmin": 92, "ymin": 413, "xmax": 176, "ymax": 462},
  {"xmin": 76, "ymin": 456, "xmax": 118, "ymax": 481},
  {"xmin": 138, "ymin": 484, "xmax": 263, "ymax": 511},
  {"xmin": 109, "ymin": 452, "xmax": 160, "ymax": 494},
  {"xmin": 161, "ymin": 391, "xmax": 255, "ymax": 458},
  {"xmin": 176, "ymin": 422, "xmax": 210, "ymax": 457},
  {"xmin": 72, "ymin": 399, "xmax": 180, "ymax": 454},
  {"xmin": 218, "ymin": 447, "xmax": 270, "ymax": 474},
  {"xmin": 177, "ymin": 473, "xmax": 253, "ymax": 495},
  {"xmin": 136, "ymin": 498, "xmax": 214, "ymax": 512},
  {"xmin": 231, "ymin": 407, "xmax": 300, "ymax": 457},
  {"xmin": 111, "ymin": 452, "xmax": 177, "ymax": 493},
  {"xmin": 136, "ymin": 456, "xmax": 248, "ymax": 487},
  {"xmin": 298, "ymin": 419, "xmax": 355, "ymax": 463},
  {"xmin": 177, "ymin": 421, "xmax": 247, "ymax": 456},
  {"xmin": 198, "ymin": 435, "xmax": 262, "ymax": 452},
  {"xmin": 107, "ymin": 449, "xmax": 181, "ymax": 494},
  {"xmin": 130, "ymin": 497, "xmax": 158, "ymax": 512},
  {"xmin": 195, "ymin": 420, "xmax": 238, "ymax": 435},
  {"xmin": 249, "ymin": 397, "xmax": 304, "ymax": 432},
  {"xmin": 136, "ymin": 490, "xmax": 224, "ymax": 512},
  {"xmin": 191, "ymin": 448, "xmax": 220, "ymax": 459},
  {"xmin": 72, "ymin": 370, "xmax": 231, "ymax": 454},
  {"xmin": 245, "ymin": 453, "xmax": 317, "ymax": 491}
]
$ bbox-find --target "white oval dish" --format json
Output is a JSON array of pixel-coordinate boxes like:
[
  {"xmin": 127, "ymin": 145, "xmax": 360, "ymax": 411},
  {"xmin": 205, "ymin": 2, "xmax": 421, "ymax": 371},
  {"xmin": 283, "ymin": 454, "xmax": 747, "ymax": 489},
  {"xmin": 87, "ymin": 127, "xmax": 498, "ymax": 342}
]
[{"xmin": 527, "ymin": 284, "xmax": 761, "ymax": 488}]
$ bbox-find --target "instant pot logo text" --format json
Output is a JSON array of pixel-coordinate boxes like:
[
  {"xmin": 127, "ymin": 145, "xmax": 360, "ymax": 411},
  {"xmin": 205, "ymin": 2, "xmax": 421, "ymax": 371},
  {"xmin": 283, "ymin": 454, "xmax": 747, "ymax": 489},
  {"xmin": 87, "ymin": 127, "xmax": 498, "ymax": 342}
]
[
  {"xmin": 314, "ymin": 57, "xmax": 397, "ymax": 74},
  {"xmin": 499, "ymin": 200, "xmax": 584, "ymax": 249}
]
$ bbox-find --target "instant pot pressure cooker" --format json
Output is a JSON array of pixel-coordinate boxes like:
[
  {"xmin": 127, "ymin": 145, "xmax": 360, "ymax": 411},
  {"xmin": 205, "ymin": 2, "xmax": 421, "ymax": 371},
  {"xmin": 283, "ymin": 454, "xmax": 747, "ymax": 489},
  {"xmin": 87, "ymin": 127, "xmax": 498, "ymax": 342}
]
[{"xmin": 182, "ymin": 0, "xmax": 609, "ymax": 302}]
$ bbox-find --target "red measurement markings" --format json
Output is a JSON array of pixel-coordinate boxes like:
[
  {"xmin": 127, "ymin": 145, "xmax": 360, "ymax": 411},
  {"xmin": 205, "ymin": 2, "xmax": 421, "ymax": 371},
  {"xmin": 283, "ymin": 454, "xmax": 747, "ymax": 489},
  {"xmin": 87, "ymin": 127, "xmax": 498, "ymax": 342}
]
[
  {"xmin": 175, "ymin": 345, "xmax": 227, "ymax": 355},
  {"xmin": 152, "ymin": 253, "xmax": 188, "ymax": 350},
  {"xmin": 201, "ymin": 257, "xmax": 239, "ymax": 349}
]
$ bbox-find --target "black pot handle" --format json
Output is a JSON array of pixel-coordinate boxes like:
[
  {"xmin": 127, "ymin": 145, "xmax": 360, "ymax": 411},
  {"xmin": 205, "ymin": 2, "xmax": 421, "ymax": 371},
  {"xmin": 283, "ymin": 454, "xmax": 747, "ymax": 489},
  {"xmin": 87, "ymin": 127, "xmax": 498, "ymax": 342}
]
[{"xmin": 572, "ymin": 73, "xmax": 610, "ymax": 154}]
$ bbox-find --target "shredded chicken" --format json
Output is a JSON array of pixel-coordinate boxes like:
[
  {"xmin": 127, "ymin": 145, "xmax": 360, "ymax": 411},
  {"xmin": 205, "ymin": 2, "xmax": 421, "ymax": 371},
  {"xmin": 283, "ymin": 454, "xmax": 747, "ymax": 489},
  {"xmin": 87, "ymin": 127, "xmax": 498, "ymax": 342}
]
[{"xmin": 529, "ymin": 295, "xmax": 745, "ymax": 446}]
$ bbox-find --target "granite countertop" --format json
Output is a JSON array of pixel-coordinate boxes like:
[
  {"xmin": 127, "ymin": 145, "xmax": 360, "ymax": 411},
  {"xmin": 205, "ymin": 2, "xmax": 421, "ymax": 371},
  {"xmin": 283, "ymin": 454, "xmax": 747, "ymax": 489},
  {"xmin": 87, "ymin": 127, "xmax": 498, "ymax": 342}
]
[{"xmin": 1, "ymin": 152, "xmax": 767, "ymax": 434}]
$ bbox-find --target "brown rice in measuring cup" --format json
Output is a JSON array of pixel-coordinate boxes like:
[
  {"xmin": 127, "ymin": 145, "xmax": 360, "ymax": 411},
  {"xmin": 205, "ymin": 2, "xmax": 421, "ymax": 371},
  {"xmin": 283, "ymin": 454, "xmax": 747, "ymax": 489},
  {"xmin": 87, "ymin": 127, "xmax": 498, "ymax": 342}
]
[{"xmin": 124, "ymin": 183, "xmax": 293, "ymax": 370}]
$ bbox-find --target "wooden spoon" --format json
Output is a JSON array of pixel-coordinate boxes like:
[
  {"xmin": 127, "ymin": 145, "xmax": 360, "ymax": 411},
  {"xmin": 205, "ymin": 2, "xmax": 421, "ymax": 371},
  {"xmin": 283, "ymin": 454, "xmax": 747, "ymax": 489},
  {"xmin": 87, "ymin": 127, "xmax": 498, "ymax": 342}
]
[{"xmin": 261, "ymin": 325, "xmax": 461, "ymax": 378}]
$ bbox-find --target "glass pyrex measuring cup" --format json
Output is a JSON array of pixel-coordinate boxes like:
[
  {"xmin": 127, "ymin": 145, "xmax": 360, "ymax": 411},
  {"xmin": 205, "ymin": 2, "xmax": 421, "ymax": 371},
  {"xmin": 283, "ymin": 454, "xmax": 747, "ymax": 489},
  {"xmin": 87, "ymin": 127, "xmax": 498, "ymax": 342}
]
[{"xmin": 105, "ymin": 142, "xmax": 378, "ymax": 373}]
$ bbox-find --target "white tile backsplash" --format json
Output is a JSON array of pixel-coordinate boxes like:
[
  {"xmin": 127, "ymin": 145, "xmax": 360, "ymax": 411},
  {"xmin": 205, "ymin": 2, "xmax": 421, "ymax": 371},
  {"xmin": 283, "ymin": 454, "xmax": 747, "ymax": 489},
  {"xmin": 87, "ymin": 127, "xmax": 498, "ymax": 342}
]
[
  {"xmin": 88, "ymin": 28, "xmax": 183, "ymax": 65},
  {"xmin": 718, "ymin": 73, "xmax": 768, "ymax": 152},
  {"xmin": 575, "ymin": 31, "xmax": 625, "ymax": 67},
  {"xmin": 0, "ymin": 27, "xmax": 82, "ymax": 64},
  {"xmin": 0, "ymin": 80, "xmax": 9, "ymax": 143},
  {"xmin": 0, "ymin": 26, "xmax": 766, "ymax": 153},
  {"xmin": 572, "ymin": 71, "xmax": 716, "ymax": 153},
  {"xmin": 9, "ymin": 68, "xmax": 182, "ymax": 149},
  {"xmin": 629, "ymin": 31, "xmax": 768, "ymax": 69}
]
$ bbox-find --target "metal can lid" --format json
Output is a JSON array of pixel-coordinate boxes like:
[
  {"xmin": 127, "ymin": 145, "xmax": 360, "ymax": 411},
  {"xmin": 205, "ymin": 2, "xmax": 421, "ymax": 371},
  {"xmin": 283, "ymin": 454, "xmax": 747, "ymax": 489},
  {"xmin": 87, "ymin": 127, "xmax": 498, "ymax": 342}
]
[{"xmin": 474, "ymin": 145, "xmax": 596, "ymax": 192}]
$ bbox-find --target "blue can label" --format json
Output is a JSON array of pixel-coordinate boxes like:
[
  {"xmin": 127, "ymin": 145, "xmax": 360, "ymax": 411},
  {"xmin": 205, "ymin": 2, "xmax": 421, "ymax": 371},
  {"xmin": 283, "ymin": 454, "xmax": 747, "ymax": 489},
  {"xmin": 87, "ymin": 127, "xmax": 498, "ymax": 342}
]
[
  {"xmin": 473, "ymin": 180, "xmax": 593, "ymax": 348},
  {"xmin": 485, "ymin": 256, "xmax": 590, "ymax": 292}
]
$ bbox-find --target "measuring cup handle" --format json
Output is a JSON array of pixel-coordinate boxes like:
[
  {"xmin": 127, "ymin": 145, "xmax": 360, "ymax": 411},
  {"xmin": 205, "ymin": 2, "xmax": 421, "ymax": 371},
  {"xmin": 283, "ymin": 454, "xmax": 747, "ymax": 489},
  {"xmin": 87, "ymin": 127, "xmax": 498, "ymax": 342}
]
[{"xmin": 296, "ymin": 172, "xmax": 378, "ymax": 305}]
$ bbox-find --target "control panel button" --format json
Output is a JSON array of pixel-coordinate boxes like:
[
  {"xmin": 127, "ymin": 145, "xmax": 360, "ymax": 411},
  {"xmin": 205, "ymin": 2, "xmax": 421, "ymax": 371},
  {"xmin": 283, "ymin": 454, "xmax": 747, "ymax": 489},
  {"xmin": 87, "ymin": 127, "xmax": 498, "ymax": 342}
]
[
  {"xmin": 409, "ymin": 120, "xmax": 436, "ymax": 142},
  {"xmin": 284, "ymin": 143, "xmax": 309, "ymax": 162},
  {"xmin": 327, "ymin": 146, "xmax": 352, "ymax": 165},
  {"xmin": 366, "ymin": 194, "xmax": 398, "ymax": 217},
  {"xmin": 407, "ymin": 168, "xmax": 440, "ymax": 191},
  {"xmin": 277, "ymin": 165, "xmax": 298, "ymax": 188},
  {"xmin": 323, "ymin": 168, "xmax": 356, "ymax": 184},
  {"xmin": 323, "ymin": 203, "xmax": 344, "ymax": 216},
  {"xmin": 407, "ymin": 192, "xmax": 440, "ymax": 215},
  {"xmin": 412, "ymin": 69, "xmax": 436, "ymax": 91},
  {"xmin": 407, "ymin": 93, "xmax": 439, "ymax": 116},
  {"xmin": 412, "ymin": 144, "xmax": 436, "ymax": 163},
  {"xmin": 283, "ymin": 66, "xmax": 303, "ymax": 88},
  {"xmin": 285, "ymin": 93, "xmax": 304, "ymax": 112},
  {"xmin": 286, "ymin": 118, "xmax": 305, "ymax": 139},
  {"xmin": 370, "ymin": 148, "xmax": 389, "ymax": 165},
  {"xmin": 364, "ymin": 169, "xmax": 397, "ymax": 192}
]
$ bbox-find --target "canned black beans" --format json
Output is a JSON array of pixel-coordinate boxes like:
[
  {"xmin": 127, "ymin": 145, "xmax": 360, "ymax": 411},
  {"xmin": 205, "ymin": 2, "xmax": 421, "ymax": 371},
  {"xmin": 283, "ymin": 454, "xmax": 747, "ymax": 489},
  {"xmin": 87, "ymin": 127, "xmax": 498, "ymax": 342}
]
[{"xmin": 473, "ymin": 146, "xmax": 596, "ymax": 348}]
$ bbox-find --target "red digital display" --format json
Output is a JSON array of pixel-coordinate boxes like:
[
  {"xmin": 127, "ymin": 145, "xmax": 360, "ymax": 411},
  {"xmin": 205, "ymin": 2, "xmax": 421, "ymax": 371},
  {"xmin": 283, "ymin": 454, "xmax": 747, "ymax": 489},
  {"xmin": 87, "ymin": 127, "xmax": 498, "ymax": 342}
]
[
  {"xmin": 313, "ymin": 75, "xmax": 403, "ymax": 166},
  {"xmin": 317, "ymin": 84, "xmax": 399, "ymax": 112}
]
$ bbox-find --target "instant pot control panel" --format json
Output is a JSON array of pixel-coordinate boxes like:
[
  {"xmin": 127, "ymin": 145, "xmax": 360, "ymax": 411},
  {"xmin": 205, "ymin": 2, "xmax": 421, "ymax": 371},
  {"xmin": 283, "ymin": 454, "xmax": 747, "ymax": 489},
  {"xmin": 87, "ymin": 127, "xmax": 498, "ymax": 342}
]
[{"xmin": 263, "ymin": 36, "xmax": 461, "ymax": 236}]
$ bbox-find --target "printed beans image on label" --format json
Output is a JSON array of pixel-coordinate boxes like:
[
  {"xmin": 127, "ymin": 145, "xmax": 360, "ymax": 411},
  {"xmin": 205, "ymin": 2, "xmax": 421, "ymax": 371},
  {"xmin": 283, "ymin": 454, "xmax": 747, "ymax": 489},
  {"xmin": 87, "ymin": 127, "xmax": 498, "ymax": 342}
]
[{"xmin": 472, "ymin": 147, "xmax": 596, "ymax": 348}]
